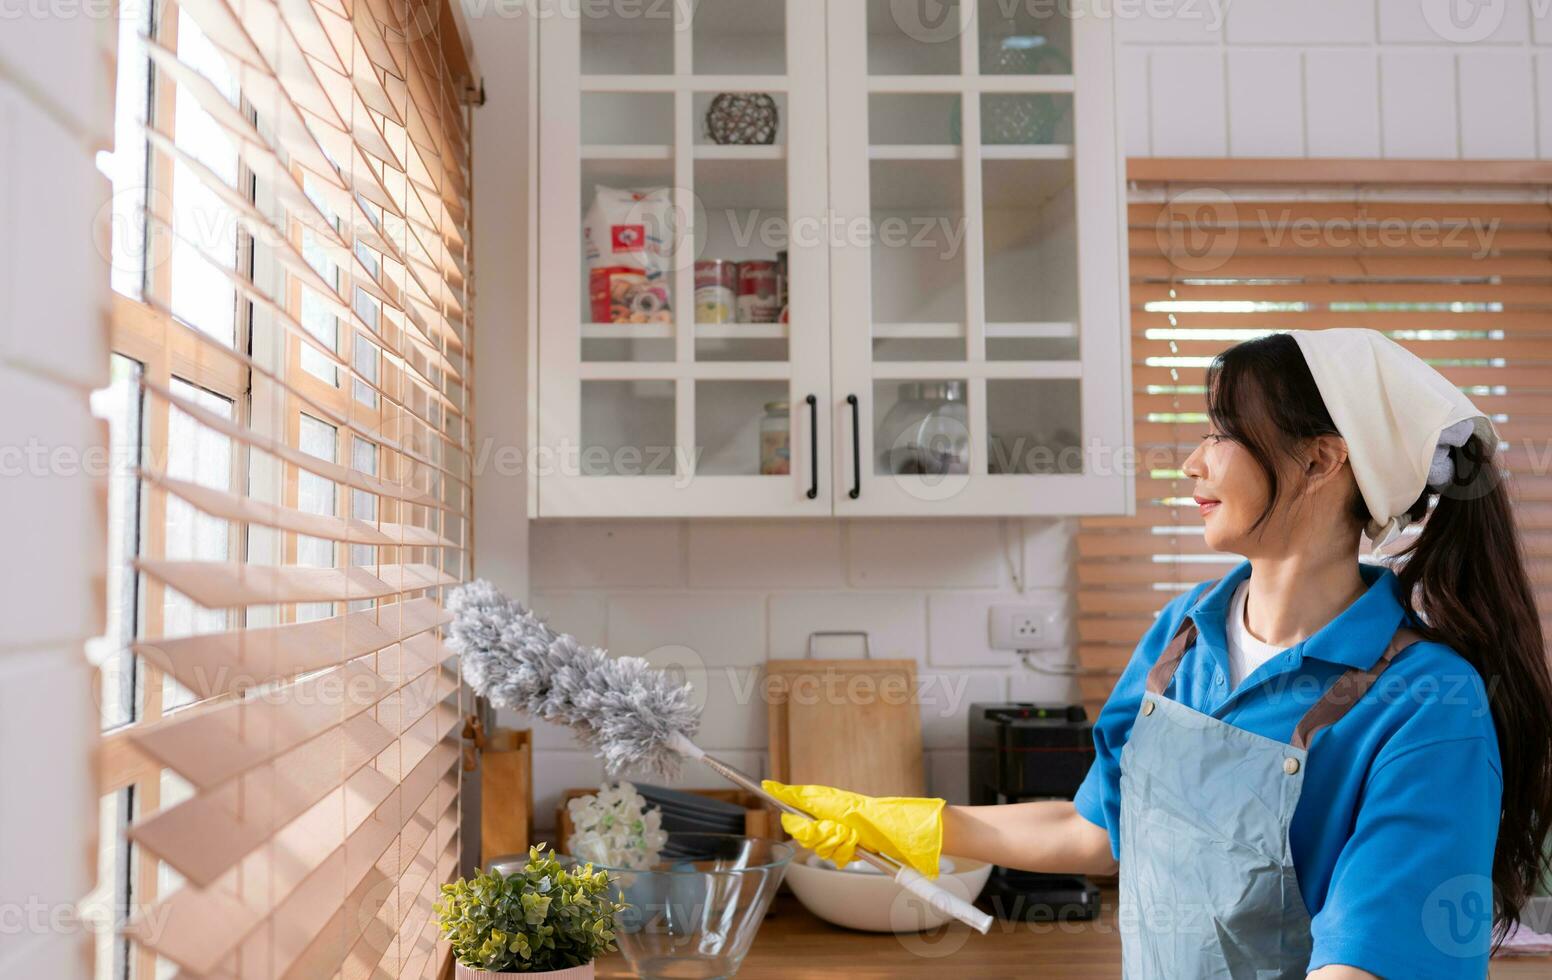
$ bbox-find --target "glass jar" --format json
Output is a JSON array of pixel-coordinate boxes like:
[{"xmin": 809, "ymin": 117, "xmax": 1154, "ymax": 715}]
[
  {"xmin": 760, "ymin": 401, "xmax": 790, "ymax": 475},
  {"xmin": 876, "ymin": 382, "xmax": 969, "ymax": 476}
]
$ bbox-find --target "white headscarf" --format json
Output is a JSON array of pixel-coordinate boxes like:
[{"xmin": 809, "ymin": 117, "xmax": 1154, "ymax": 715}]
[{"xmin": 1287, "ymin": 329, "xmax": 1496, "ymax": 550}]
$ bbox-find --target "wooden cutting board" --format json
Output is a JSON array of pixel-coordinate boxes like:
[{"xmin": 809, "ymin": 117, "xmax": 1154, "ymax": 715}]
[{"xmin": 765, "ymin": 658, "xmax": 925, "ymax": 797}]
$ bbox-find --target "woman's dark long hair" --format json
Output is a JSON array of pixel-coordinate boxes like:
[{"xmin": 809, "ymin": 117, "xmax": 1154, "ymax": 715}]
[{"xmin": 1206, "ymin": 332, "xmax": 1552, "ymax": 942}]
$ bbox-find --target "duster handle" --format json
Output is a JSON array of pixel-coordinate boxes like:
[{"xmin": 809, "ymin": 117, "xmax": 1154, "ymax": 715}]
[{"xmin": 664, "ymin": 733, "xmax": 993, "ymax": 935}]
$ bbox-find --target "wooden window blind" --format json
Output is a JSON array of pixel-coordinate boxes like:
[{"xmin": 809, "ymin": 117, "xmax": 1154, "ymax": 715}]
[
  {"xmin": 1076, "ymin": 170, "xmax": 1552, "ymax": 719},
  {"xmin": 99, "ymin": 0, "xmax": 475, "ymax": 976}
]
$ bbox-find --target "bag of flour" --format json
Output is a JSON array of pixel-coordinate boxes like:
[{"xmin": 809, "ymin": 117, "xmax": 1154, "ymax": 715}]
[{"xmin": 583, "ymin": 185, "xmax": 674, "ymax": 324}]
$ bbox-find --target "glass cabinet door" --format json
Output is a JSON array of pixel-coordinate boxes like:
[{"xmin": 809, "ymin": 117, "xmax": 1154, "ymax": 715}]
[
  {"xmin": 537, "ymin": 0, "xmax": 832, "ymax": 516},
  {"xmin": 826, "ymin": 0, "xmax": 1128, "ymax": 515}
]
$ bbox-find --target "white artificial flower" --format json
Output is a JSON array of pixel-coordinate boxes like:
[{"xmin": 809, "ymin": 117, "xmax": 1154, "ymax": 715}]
[{"xmin": 566, "ymin": 781, "xmax": 668, "ymax": 869}]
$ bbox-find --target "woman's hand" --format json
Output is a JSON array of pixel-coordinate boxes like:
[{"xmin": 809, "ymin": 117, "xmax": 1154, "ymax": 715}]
[
  {"xmin": 760, "ymin": 780, "xmax": 945, "ymax": 877},
  {"xmin": 762, "ymin": 780, "xmax": 1117, "ymax": 879},
  {"xmin": 942, "ymin": 800, "xmax": 1117, "ymax": 877}
]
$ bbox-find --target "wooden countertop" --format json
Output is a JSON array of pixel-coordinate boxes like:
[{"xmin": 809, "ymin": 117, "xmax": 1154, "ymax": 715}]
[{"xmin": 595, "ymin": 888, "xmax": 1549, "ymax": 978}]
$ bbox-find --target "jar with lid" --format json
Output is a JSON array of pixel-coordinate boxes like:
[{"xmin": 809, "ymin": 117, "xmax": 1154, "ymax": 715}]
[
  {"xmin": 759, "ymin": 401, "xmax": 790, "ymax": 475},
  {"xmin": 875, "ymin": 381, "xmax": 970, "ymax": 475}
]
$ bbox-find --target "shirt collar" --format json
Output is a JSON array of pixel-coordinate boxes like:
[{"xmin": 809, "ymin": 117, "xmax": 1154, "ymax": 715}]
[{"xmin": 1186, "ymin": 558, "xmax": 1410, "ymax": 671}]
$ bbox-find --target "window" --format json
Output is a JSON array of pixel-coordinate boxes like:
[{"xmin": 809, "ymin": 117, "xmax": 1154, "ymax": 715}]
[
  {"xmin": 90, "ymin": 354, "xmax": 145, "ymax": 732},
  {"xmin": 94, "ymin": 0, "xmax": 476, "ymax": 975},
  {"xmin": 1076, "ymin": 179, "xmax": 1552, "ymax": 716}
]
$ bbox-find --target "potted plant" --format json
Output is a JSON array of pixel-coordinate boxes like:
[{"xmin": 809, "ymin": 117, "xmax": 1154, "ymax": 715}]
[{"xmin": 436, "ymin": 842, "xmax": 629, "ymax": 979}]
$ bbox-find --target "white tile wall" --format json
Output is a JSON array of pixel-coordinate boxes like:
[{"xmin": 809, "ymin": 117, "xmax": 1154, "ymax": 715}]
[
  {"xmin": 1303, "ymin": 50, "xmax": 1383, "ymax": 157},
  {"xmin": 530, "ymin": 520, "xmax": 685, "ymax": 588},
  {"xmin": 0, "ymin": 30, "xmax": 108, "ymax": 974},
  {"xmin": 1539, "ymin": 52, "xmax": 1552, "ymax": 156},
  {"xmin": 1381, "ymin": 50, "xmax": 1461, "ymax": 158},
  {"xmin": 1118, "ymin": 46, "xmax": 1153, "ymax": 156},
  {"xmin": 1226, "ymin": 49, "xmax": 1305, "ymax": 156},
  {"xmin": 687, "ymin": 521, "xmax": 845, "ymax": 588},
  {"xmin": 1114, "ymin": 0, "xmax": 1225, "ymax": 44},
  {"xmin": 1149, "ymin": 48, "xmax": 1228, "ymax": 155},
  {"xmin": 0, "ymin": 87, "xmax": 111, "ymax": 389},
  {"xmin": 1378, "ymin": 0, "xmax": 1530, "ymax": 44},
  {"xmin": 516, "ymin": 518, "xmax": 1083, "ymax": 829},
  {"xmin": 607, "ymin": 591, "xmax": 767, "ymax": 663},
  {"xmin": 0, "ymin": 650, "xmax": 96, "ymax": 907},
  {"xmin": 1227, "ymin": 0, "xmax": 1375, "ymax": 44},
  {"xmin": 768, "ymin": 591, "xmax": 928, "ymax": 661},
  {"xmin": 0, "ymin": 5, "xmax": 112, "ymax": 146},
  {"xmin": 845, "ymin": 520, "xmax": 1004, "ymax": 588},
  {"xmin": 0, "ymin": 363, "xmax": 108, "ymax": 650},
  {"xmin": 1458, "ymin": 51, "xmax": 1538, "ymax": 157},
  {"xmin": 1120, "ymin": 0, "xmax": 1550, "ymax": 158}
]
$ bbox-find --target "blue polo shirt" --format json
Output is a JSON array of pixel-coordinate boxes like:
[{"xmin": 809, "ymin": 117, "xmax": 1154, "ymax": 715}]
[{"xmin": 1074, "ymin": 558, "xmax": 1503, "ymax": 979}]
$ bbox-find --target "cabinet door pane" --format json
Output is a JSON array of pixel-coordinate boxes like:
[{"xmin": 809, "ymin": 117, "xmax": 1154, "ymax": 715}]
[
  {"xmin": 582, "ymin": 2, "xmax": 675, "ymax": 74},
  {"xmin": 867, "ymin": 0, "xmax": 962, "ymax": 74},
  {"xmin": 693, "ymin": 91, "xmax": 788, "ymax": 146},
  {"xmin": 580, "ymin": 166, "xmax": 680, "ymax": 361},
  {"xmin": 982, "ymin": 159, "xmax": 1079, "ymax": 361},
  {"xmin": 695, "ymin": 0, "xmax": 786, "ymax": 74},
  {"xmin": 582, "ymin": 93, "xmax": 674, "ymax": 144},
  {"xmin": 870, "ymin": 93, "xmax": 960, "ymax": 146},
  {"xmin": 580, "ymin": 381, "xmax": 678, "ymax": 477},
  {"xmin": 987, "ymin": 379, "xmax": 1082, "ymax": 475},
  {"xmin": 873, "ymin": 379, "xmax": 969, "ymax": 476},
  {"xmin": 694, "ymin": 154, "xmax": 789, "ymax": 362},
  {"xmin": 976, "ymin": 0, "xmax": 1072, "ymax": 75},
  {"xmin": 696, "ymin": 381, "xmax": 791, "ymax": 476},
  {"xmin": 980, "ymin": 92, "xmax": 1073, "ymax": 145},
  {"xmin": 870, "ymin": 159, "xmax": 965, "ymax": 361}
]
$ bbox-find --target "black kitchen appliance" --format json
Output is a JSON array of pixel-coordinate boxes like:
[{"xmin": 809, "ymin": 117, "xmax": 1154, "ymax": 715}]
[{"xmin": 969, "ymin": 702, "xmax": 1102, "ymax": 921}]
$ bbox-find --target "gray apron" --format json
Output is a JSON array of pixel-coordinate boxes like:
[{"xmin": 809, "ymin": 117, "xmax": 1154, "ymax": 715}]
[{"xmin": 1118, "ymin": 591, "xmax": 1421, "ymax": 979}]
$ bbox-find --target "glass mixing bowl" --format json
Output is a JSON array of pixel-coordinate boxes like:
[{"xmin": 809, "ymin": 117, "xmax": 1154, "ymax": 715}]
[{"xmin": 535, "ymin": 833, "xmax": 792, "ymax": 980}]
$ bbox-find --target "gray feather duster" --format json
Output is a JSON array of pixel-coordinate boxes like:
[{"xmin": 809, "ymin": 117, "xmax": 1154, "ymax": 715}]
[{"xmin": 448, "ymin": 580, "xmax": 701, "ymax": 778}]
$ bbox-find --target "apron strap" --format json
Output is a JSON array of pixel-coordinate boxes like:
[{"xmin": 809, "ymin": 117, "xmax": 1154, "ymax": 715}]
[
  {"xmin": 1290, "ymin": 625, "xmax": 1426, "ymax": 751},
  {"xmin": 1145, "ymin": 591, "xmax": 1219, "ymax": 695}
]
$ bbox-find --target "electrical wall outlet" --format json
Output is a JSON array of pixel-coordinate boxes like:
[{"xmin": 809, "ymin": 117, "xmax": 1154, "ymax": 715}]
[{"xmin": 989, "ymin": 602, "xmax": 1064, "ymax": 651}]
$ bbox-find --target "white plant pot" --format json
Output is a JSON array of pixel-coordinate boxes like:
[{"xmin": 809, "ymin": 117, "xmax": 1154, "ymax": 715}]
[{"xmin": 454, "ymin": 961, "xmax": 595, "ymax": 980}]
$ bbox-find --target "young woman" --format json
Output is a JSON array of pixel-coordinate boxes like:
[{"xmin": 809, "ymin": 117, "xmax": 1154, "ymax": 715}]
[{"xmin": 765, "ymin": 330, "xmax": 1552, "ymax": 979}]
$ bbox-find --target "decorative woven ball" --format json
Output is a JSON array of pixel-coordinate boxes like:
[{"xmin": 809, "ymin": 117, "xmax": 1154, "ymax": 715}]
[{"xmin": 705, "ymin": 92, "xmax": 779, "ymax": 146}]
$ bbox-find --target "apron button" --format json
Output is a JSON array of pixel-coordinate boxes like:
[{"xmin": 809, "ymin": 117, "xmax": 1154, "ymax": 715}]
[
  {"xmin": 1283, "ymin": 758, "xmax": 1300, "ymax": 775},
  {"xmin": 1141, "ymin": 700, "xmax": 1155, "ymax": 716}
]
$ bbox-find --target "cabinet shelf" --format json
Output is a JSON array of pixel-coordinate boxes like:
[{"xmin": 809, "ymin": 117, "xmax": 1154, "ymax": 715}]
[
  {"xmin": 580, "ymin": 145, "xmax": 788, "ymax": 161},
  {"xmin": 581, "ymin": 150, "xmax": 788, "ymax": 210},
  {"xmin": 581, "ymin": 322, "xmax": 789, "ymax": 340},
  {"xmin": 869, "ymin": 156, "xmax": 1073, "ymax": 209},
  {"xmin": 874, "ymin": 322, "xmax": 1076, "ymax": 339},
  {"xmin": 868, "ymin": 144, "xmax": 1073, "ymax": 161},
  {"xmin": 866, "ymin": 75, "xmax": 1074, "ymax": 94},
  {"xmin": 581, "ymin": 1, "xmax": 786, "ymax": 35},
  {"xmin": 871, "ymin": 360, "xmax": 1082, "ymax": 380},
  {"xmin": 581, "ymin": 74, "xmax": 792, "ymax": 92}
]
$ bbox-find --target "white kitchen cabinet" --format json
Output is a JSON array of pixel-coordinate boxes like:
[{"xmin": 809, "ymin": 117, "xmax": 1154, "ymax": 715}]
[{"xmin": 535, "ymin": 0, "xmax": 1131, "ymax": 518}]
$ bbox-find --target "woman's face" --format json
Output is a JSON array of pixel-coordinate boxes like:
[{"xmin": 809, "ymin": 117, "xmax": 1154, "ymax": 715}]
[{"xmin": 1182, "ymin": 426, "xmax": 1275, "ymax": 554}]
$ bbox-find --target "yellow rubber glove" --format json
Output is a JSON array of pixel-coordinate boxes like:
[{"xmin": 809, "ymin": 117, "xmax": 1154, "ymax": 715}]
[{"xmin": 761, "ymin": 779, "xmax": 945, "ymax": 880}]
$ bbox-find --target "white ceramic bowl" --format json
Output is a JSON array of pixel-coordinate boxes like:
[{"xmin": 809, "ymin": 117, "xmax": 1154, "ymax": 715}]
[{"xmin": 783, "ymin": 850, "xmax": 992, "ymax": 933}]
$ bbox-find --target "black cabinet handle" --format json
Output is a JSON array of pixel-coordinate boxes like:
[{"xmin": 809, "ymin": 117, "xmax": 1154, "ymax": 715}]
[
  {"xmin": 805, "ymin": 394, "xmax": 818, "ymax": 500},
  {"xmin": 846, "ymin": 394, "xmax": 861, "ymax": 499}
]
